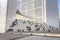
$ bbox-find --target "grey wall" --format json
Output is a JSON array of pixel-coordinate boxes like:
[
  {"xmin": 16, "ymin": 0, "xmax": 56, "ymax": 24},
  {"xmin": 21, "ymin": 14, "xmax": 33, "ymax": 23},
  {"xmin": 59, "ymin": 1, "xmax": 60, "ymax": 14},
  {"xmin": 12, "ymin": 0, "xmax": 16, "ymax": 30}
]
[
  {"xmin": 46, "ymin": 0, "xmax": 59, "ymax": 28},
  {"xmin": 6, "ymin": 0, "xmax": 16, "ymax": 30}
]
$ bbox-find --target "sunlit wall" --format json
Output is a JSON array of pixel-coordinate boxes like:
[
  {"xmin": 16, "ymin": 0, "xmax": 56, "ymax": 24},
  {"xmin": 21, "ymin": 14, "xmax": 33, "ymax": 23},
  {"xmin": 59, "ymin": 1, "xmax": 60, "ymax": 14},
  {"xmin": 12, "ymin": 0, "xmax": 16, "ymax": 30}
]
[{"xmin": 0, "ymin": 0, "xmax": 7, "ymax": 33}]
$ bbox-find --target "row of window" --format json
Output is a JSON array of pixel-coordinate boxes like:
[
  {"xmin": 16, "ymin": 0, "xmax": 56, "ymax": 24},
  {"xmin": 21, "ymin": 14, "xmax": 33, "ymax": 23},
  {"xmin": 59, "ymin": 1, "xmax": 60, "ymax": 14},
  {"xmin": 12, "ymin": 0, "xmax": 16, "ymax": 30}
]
[
  {"xmin": 20, "ymin": 8, "xmax": 42, "ymax": 17},
  {"xmin": 16, "ymin": 0, "xmax": 44, "ymax": 18},
  {"xmin": 19, "ymin": 3, "xmax": 42, "ymax": 11},
  {"xmin": 17, "ymin": 0, "xmax": 42, "ymax": 11},
  {"xmin": 17, "ymin": 0, "xmax": 42, "ymax": 3}
]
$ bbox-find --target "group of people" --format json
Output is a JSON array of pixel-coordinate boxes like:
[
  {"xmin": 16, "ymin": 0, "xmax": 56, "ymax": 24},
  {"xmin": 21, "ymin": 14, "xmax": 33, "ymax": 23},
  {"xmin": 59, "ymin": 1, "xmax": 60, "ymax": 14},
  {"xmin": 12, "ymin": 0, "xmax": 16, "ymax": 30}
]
[{"xmin": 6, "ymin": 19, "xmax": 58, "ymax": 33}]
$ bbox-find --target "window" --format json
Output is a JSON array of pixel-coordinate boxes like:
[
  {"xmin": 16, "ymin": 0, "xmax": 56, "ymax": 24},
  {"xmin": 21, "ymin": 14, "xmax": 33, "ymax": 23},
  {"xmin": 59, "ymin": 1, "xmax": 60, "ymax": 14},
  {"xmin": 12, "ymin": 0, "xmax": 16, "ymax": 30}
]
[
  {"xmin": 21, "ymin": 3, "xmax": 27, "ymax": 11},
  {"xmin": 38, "ymin": 18, "xmax": 42, "ymax": 23},
  {"xmin": 27, "ymin": 10, "xmax": 33, "ymax": 17},
  {"xmin": 27, "ymin": 1, "xmax": 33, "ymax": 10},
  {"xmin": 26, "ymin": 0, "xmax": 32, "ymax": 2},
  {"xmin": 34, "ymin": 0, "xmax": 42, "ymax": 8},
  {"xmin": 21, "ymin": 0, "xmax": 27, "ymax": 3},
  {"xmin": 34, "ymin": 8, "xmax": 42, "ymax": 17},
  {"xmin": 21, "ymin": 11, "xmax": 27, "ymax": 16},
  {"xmin": 42, "ymin": 17, "xmax": 46, "ymax": 22}
]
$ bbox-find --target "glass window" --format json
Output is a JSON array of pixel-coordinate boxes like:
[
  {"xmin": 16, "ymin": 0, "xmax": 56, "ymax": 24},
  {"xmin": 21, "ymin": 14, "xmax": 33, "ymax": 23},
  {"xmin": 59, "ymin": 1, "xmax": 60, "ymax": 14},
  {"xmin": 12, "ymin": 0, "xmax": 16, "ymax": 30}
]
[
  {"xmin": 17, "ymin": 0, "xmax": 21, "ymax": 11},
  {"xmin": 42, "ymin": 0, "xmax": 45, "ymax": 16},
  {"xmin": 21, "ymin": 0, "xmax": 27, "ymax": 3},
  {"xmin": 18, "ymin": 4, "xmax": 22, "ymax": 11},
  {"xmin": 39, "ymin": 18, "xmax": 42, "ymax": 23},
  {"xmin": 34, "ymin": 0, "xmax": 42, "ymax": 8},
  {"xmin": 17, "ymin": 0, "xmax": 21, "ymax": 3},
  {"xmin": 42, "ymin": 17, "xmax": 46, "ymax": 22},
  {"xmin": 35, "ymin": 18, "xmax": 42, "ymax": 23},
  {"xmin": 21, "ymin": 11, "xmax": 27, "ymax": 16},
  {"xmin": 34, "ymin": 8, "xmax": 42, "ymax": 17},
  {"xmin": 27, "ymin": 1, "xmax": 33, "ymax": 10},
  {"xmin": 16, "ymin": 3, "xmax": 20, "ymax": 10},
  {"xmin": 27, "ymin": 10, "xmax": 33, "ymax": 17},
  {"xmin": 26, "ymin": 0, "xmax": 32, "ymax": 2},
  {"xmin": 21, "ymin": 3, "xmax": 27, "ymax": 11}
]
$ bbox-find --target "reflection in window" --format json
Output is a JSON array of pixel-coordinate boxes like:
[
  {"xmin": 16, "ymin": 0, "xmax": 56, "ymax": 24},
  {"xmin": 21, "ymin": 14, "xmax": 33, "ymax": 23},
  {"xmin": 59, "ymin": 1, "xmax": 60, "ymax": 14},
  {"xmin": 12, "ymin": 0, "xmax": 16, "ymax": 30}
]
[
  {"xmin": 27, "ymin": 1, "xmax": 33, "ymax": 10},
  {"xmin": 26, "ymin": 0, "xmax": 32, "ymax": 2},
  {"xmin": 34, "ymin": 8, "xmax": 42, "ymax": 17},
  {"xmin": 17, "ymin": 0, "xmax": 43, "ymax": 19},
  {"xmin": 39, "ymin": 18, "xmax": 42, "ymax": 22},
  {"xmin": 21, "ymin": 3, "xmax": 27, "ymax": 11},
  {"xmin": 42, "ymin": 17, "xmax": 46, "ymax": 22},
  {"xmin": 17, "ymin": 0, "xmax": 21, "ymax": 3},
  {"xmin": 34, "ymin": 0, "xmax": 42, "ymax": 8},
  {"xmin": 21, "ymin": 11, "xmax": 27, "ymax": 16},
  {"xmin": 21, "ymin": 0, "xmax": 27, "ymax": 3},
  {"xmin": 27, "ymin": 10, "xmax": 33, "ymax": 17}
]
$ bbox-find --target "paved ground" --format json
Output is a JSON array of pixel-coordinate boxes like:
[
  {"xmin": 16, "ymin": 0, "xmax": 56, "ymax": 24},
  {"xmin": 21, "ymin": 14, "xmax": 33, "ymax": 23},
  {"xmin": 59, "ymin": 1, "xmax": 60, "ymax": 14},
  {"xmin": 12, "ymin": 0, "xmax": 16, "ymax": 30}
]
[
  {"xmin": 0, "ymin": 32, "xmax": 30, "ymax": 40},
  {"xmin": 0, "ymin": 32, "xmax": 60, "ymax": 40},
  {"xmin": 16, "ymin": 36, "xmax": 60, "ymax": 40}
]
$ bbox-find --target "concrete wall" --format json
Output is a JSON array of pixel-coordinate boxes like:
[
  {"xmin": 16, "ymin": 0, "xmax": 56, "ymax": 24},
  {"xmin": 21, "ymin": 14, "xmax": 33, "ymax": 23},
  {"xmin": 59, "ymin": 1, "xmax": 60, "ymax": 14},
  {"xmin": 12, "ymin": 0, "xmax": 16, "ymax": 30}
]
[
  {"xmin": 46, "ymin": 0, "xmax": 59, "ymax": 28},
  {"xmin": 0, "ymin": 0, "xmax": 7, "ymax": 33},
  {"xmin": 6, "ymin": 0, "xmax": 16, "ymax": 30}
]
